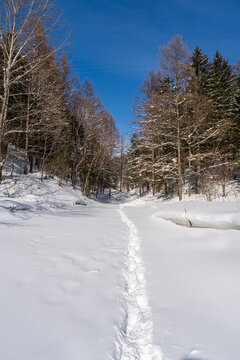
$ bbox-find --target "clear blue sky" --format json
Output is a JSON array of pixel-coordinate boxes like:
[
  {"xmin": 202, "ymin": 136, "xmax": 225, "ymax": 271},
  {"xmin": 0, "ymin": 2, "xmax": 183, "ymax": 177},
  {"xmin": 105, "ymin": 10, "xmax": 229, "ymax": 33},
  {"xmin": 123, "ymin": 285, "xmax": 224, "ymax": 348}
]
[{"xmin": 56, "ymin": 0, "xmax": 240, "ymax": 137}]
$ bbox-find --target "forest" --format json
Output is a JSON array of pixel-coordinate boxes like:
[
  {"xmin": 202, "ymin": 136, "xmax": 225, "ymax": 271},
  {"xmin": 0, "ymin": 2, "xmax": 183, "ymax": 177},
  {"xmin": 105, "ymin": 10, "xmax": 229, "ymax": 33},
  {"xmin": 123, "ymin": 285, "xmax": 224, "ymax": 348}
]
[
  {"xmin": 127, "ymin": 36, "xmax": 240, "ymax": 200},
  {"xmin": 0, "ymin": 0, "xmax": 239, "ymax": 200},
  {"xmin": 0, "ymin": 0, "xmax": 121, "ymax": 196}
]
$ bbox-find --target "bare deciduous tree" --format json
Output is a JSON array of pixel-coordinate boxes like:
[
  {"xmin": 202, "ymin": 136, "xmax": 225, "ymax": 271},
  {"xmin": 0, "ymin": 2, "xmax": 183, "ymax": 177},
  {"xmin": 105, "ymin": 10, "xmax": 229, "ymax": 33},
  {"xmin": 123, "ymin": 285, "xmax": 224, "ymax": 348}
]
[
  {"xmin": 158, "ymin": 35, "xmax": 189, "ymax": 200},
  {"xmin": 0, "ymin": 0, "xmax": 62, "ymax": 181}
]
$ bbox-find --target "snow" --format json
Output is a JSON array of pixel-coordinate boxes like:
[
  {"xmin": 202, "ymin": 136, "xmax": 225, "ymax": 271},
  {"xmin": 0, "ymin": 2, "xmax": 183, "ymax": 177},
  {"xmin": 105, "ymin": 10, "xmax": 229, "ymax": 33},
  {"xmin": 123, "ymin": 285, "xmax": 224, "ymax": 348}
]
[
  {"xmin": 154, "ymin": 200, "xmax": 240, "ymax": 230},
  {"xmin": 1, "ymin": 172, "xmax": 240, "ymax": 360},
  {"xmin": 118, "ymin": 205, "xmax": 163, "ymax": 360},
  {"xmin": 0, "ymin": 175, "xmax": 127, "ymax": 360},
  {"xmin": 124, "ymin": 199, "xmax": 240, "ymax": 360}
]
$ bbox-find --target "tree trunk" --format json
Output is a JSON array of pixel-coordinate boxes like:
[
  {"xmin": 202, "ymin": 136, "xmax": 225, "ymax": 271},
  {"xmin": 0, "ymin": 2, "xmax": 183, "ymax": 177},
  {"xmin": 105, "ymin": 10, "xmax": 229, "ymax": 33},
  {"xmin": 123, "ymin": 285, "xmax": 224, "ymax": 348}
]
[
  {"xmin": 83, "ymin": 158, "xmax": 94, "ymax": 196},
  {"xmin": 120, "ymin": 136, "xmax": 124, "ymax": 192},
  {"xmin": 29, "ymin": 156, "xmax": 33, "ymax": 173},
  {"xmin": 188, "ymin": 144, "xmax": 192, "ymax": 197},
  {"xmin": 0, "ymin": 27, "xmax": 16, "ymax": 182},
  {"xmin": 35, "ymin": 158, "xmax": 40, "ymax": 169},
  {"xmin": 222, "ymin": 183, "xmax": 226, "ymax": 197},
  {"xmin": 72, "ymin": 173, "xmax": 76, "ymax": 189},
  {"xmin": 41, "ymin": 139, "xmax": 47, "ymax": 181},
  {"xmin": 152, "ymin": 147, "xmax": 155, "ymax": 196},
  {"xmin": 196, "ymin": 146, "xmax": 201, "ymax": 194},
  {"xmin": 164, "ymin": 183, "xmax": 168, "ymax": 197},
  {"xmin": 0, "ymin": 78, "xmax": 10, "ymax": 182},
  {"xmin": 24, "ymin": 92, "xmax": 30, "ymax": 175},
  {"xmin": 176, "ymin": 105, "xmax": 182, "ymax": 201},
  {"xmin": 0, "ymin": 145, "xmax": 3, "ymax": 182}
]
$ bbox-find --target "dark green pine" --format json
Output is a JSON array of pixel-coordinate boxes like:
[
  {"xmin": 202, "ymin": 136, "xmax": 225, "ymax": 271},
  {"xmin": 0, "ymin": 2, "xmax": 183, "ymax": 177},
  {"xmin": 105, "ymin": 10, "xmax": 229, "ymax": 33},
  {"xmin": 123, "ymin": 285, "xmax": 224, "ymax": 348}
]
[
  {"xmin": 207, "ymin": 50, "xmax": 236, "ymax": 121},
  {"xmin": 229, "ymin": 67, "xmax": 240, "ymax": 157}
]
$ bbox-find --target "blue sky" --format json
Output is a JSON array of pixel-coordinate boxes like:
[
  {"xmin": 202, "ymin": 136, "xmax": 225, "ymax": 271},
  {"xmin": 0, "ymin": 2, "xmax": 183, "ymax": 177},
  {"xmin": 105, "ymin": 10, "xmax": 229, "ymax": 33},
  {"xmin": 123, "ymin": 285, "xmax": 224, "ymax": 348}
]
[{"xmin": 56, "ymin": 0, "xmax": 240, "ymax": 137}]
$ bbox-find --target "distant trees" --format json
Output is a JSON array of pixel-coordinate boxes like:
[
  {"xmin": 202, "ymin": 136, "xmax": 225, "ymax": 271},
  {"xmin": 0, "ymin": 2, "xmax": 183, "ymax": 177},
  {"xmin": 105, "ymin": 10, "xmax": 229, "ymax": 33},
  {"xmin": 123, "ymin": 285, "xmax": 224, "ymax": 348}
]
[
  {"xmin": 68, "ymin": 78, "xmax": 119, "ymax": 195},
  {"xmin": 125, "ymin": 35, "xmax": 240, "ymax": 200}
]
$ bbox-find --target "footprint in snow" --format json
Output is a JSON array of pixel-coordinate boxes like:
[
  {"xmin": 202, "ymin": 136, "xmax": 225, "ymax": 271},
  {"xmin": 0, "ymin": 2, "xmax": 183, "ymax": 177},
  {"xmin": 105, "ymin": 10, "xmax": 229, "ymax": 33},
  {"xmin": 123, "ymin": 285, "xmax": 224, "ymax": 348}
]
[
  {"xmin": 83, "ymin": 269, "xmax": 100, "ymax": 274},
  {"xmin": 182, "ymin": 349, "xmax": 206, "ymax": 360}
]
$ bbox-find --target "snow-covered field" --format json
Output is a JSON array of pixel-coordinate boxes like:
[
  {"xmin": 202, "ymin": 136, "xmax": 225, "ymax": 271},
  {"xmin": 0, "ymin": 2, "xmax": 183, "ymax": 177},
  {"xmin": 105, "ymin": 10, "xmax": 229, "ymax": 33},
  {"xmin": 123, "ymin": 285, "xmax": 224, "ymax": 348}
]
[
  {"xmin": 124, "ymin": 199, "xmax": 240, "ymax": 360},
  {"xmin": 0, "ymin": 173, "xmax": 240, "ymax": 360}
]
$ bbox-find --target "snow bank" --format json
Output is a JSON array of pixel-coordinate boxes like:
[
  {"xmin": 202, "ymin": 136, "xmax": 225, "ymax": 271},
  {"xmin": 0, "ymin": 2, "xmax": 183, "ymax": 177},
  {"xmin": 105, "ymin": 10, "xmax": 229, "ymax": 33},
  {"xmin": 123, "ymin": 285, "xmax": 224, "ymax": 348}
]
[
  {"xmin": 0, "ymin": 172, "xmax": 87, "ymax": 218},
  {"xmin": 154, "ymin": 200, "xmax": 240, "ymax": 230}
]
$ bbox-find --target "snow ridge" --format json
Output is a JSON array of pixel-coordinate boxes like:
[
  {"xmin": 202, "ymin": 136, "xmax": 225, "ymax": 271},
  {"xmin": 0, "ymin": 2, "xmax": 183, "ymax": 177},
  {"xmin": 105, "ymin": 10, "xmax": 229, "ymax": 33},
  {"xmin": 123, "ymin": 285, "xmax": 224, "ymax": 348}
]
[{"xmin": 117, "ymin": 205, "xmax": 163, "ymax": 360}]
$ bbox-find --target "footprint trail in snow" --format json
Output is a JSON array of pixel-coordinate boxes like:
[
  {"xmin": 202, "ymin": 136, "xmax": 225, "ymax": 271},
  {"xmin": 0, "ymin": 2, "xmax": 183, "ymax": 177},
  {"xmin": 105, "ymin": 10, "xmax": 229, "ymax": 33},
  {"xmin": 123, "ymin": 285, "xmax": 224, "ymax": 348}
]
[{"xmin": 118, "ymin": 205, "xmax": 163, "ymax": 360}]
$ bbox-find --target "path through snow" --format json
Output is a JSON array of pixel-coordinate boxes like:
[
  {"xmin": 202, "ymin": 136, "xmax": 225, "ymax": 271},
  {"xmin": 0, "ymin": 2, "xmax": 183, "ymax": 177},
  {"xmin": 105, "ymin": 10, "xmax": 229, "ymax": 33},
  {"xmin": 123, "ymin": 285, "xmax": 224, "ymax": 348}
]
[
  {"xmin": 2, "ymin": 175, "xmax": 240, "ymax": 360},
  {"xmin": 117, "ymin": 205, "xmax": 163, "ymax": 360}
]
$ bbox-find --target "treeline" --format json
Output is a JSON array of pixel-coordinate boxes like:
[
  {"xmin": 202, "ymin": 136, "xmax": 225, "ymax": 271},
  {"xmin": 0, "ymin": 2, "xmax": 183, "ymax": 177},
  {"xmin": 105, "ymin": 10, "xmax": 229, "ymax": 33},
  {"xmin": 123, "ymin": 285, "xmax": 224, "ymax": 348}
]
[
  {"xmin": 0, "ymin": 0, "xmax": 120, "ymax": 196},
  {"xmin": 125, "ymin": 35, "xmax": 240, "ymax": 200}
]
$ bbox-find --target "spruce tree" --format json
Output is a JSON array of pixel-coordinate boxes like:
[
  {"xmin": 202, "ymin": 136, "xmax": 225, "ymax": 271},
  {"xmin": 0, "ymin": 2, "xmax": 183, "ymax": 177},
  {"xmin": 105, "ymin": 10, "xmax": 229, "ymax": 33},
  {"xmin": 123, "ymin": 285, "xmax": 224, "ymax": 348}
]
[
  {"xmin": 190, "ymin": 46, "xmax": 209, "ymax": 94},
  {"xmin": 204, "ymin": 51, "xmax": 237, "ymax": 188},
  {"xmin": 230, "ymin": 60, "xmax": 240, "ymax": 158},
  {"xmin": 207, "ymin": 51, "xmax": 236, "ymax": 122}
]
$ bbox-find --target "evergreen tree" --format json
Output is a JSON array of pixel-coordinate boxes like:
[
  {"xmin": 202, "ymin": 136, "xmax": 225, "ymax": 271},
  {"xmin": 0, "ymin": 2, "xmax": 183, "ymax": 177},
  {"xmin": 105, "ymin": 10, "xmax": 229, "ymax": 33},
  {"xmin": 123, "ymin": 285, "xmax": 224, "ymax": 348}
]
[
  {"xmin": 207, "ymin": 51, "xmax": 236, "ymax": 122},
  {"xmin": 190, "ymin": 46, "xmax": 209, "ymax": 94},
  {"xmin": 229, "ymin": 60, "xmax": 240, "ymax": 159},
  {"xmin": 125, "ymin": 134, "xmax": 145, "ymax": 195}
]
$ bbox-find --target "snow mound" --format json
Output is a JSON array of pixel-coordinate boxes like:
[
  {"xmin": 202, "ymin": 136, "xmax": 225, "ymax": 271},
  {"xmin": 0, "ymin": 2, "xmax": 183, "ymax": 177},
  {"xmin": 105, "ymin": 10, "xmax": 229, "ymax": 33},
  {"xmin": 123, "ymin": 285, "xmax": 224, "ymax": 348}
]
[
  {"xmin": 154, "ymin": 201, "xmax": 240, "ymax": 230},
  {"xmin": 0, "ymin": 172, "xmax": 87, "ymax": 216},
  {"xmin": 75, "ymin": 198, "xmax": 87, "ymax": 206}
]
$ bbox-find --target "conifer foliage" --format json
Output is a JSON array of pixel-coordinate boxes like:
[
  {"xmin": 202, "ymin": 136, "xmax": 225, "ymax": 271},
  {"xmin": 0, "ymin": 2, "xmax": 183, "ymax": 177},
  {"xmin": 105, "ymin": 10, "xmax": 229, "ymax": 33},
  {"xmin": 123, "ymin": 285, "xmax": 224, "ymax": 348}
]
[
  {"xmin": 125, "ymin": 36, "xmax": 239, "ymax": 199},
  {"xmin": 0, "ymin": 3, "xmax": 239, "ymax": 200}
]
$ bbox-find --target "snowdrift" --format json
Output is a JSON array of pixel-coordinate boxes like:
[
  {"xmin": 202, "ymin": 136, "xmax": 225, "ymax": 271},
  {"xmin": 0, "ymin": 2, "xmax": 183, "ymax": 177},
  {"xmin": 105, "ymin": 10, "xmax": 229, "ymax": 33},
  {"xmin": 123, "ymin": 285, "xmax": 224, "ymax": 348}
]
[
  {"xmin": 0, "ymin": 172, "xmax": 87, "ymax": 219},
  {"xmin": 154, "ymin": 200, "xmax": 240, "ymax": 230}
]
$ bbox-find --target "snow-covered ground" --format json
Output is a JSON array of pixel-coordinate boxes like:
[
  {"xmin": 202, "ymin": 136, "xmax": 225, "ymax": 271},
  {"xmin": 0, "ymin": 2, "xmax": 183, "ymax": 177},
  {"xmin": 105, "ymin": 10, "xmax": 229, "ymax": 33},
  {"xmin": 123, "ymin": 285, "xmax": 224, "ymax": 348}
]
[
  {"xmin": 0, "ymin": 175, "xmax": 129, "ymax": 360},
  {"xmin": 1, "ymin": 173, "xmax": 240, "ymax": 360},
  {"xmin": 154, "ymin": 199, "xmax": 240, "ymax": 230},
  {"xmin": 124, "ymin": 199, "xmax": 240, "ymax": 360}
]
